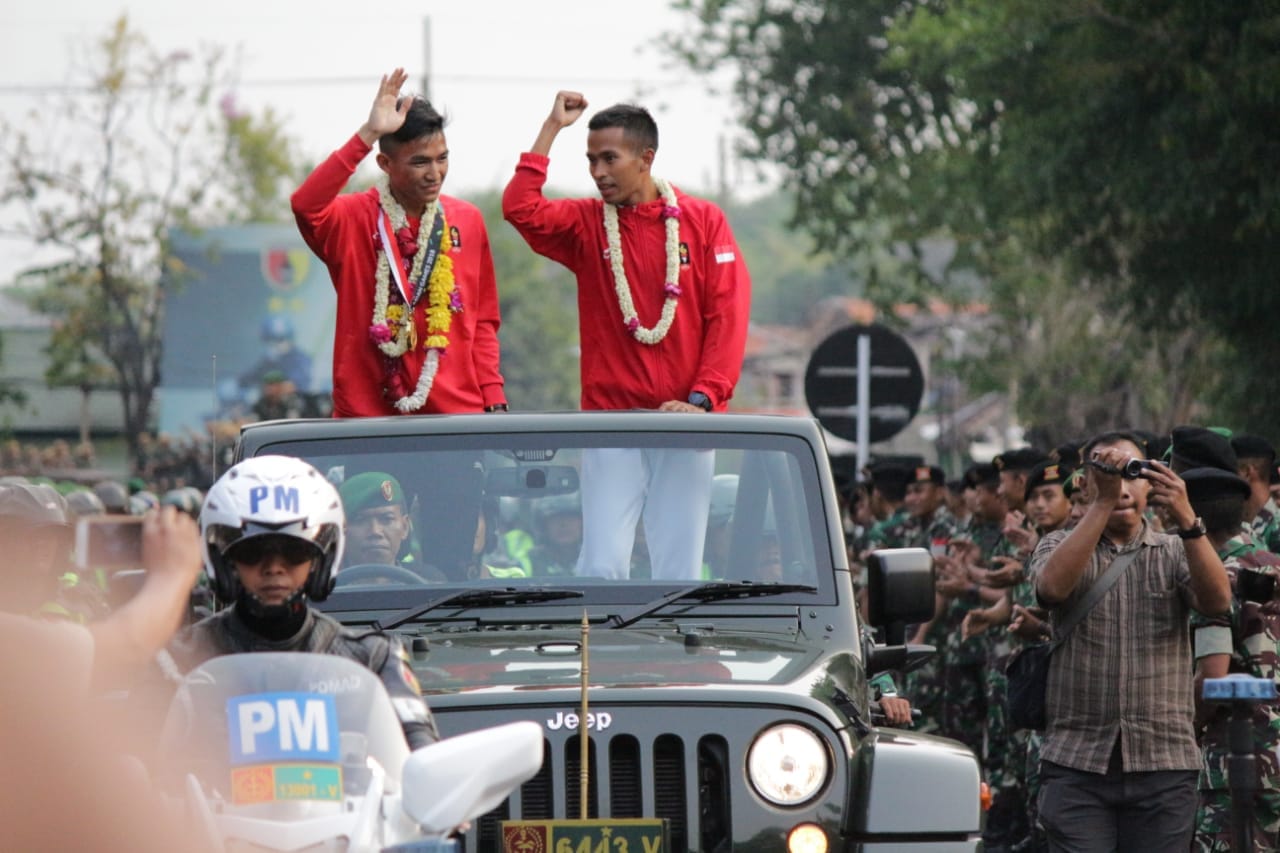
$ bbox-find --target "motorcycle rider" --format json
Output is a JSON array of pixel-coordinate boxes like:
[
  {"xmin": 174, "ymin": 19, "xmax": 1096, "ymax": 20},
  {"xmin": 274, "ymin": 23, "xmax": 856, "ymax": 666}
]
[{"xmin": 168, "ymin": 455, "xmax": 438, "ymax": 750}]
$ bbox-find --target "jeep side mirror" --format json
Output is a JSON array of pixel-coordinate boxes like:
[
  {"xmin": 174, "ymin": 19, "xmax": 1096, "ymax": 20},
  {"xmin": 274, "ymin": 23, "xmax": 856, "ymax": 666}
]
[
  {"xmin": 865, "ymin": 547, "xmax": 935, "ymax": 644},
  {"xmin": 866, "ymin": 643, "xmax": 936, "ymax": 676}
]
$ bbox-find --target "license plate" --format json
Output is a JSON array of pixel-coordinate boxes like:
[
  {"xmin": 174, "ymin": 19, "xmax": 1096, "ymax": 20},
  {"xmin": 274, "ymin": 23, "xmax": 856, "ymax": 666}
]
[{"xmin": 502, "ymin": 818, "xmax": 668, "ymax": 853}]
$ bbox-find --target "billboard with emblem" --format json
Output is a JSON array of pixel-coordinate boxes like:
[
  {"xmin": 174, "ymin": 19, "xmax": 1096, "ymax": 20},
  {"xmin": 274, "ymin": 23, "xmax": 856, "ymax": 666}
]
[{"xmin": 159, "ymin": 225, "xmax": 336, "ymax": 433}]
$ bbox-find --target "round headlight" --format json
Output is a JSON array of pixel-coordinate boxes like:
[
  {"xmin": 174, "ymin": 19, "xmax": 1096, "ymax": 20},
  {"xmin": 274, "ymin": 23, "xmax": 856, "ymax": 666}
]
[{"xmin": 747, "ymin": 723, "xmax": 830, "ymax": 806}]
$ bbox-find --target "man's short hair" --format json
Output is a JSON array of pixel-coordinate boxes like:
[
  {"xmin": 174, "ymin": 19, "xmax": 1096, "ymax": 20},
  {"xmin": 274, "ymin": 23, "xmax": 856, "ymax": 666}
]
[
  {"xmin": 1082, "ymin": 430, "xmax": 1151, "ymax": 460},
  {"xmin": 588, "ymin": 104, "xmax": 659, "ymax": 153},
  {"xmin": 379, "ymin": 97, "xmax": 446, "ymax": 153},
  {"xmin": 994, "ymin": 447, "xmax": 1047, "ymax": 474}
]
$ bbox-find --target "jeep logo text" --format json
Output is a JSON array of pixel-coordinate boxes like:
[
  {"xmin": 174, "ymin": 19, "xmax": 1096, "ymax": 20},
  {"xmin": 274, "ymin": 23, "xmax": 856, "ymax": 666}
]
[{"xmin": 546, "ymin": 711, "xmax": 612, "ymax": 731}]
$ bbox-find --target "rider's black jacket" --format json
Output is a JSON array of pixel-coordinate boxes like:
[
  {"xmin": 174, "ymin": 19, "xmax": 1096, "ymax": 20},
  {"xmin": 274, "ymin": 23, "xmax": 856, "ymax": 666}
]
[{"xmin": 170, "ymin": 604, "xmax": 438, "ymax": 750}]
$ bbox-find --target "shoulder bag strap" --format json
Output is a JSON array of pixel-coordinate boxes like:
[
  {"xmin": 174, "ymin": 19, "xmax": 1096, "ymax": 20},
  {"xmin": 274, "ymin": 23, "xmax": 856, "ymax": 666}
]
[{"xmin": 1050, "ymin": 546, "xmax": 1143, "ymax": 649}]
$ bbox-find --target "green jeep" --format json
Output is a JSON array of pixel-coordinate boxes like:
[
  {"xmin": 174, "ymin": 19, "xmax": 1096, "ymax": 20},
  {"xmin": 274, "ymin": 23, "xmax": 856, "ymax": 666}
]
[{"xmin": 235, "ymin": 411, "xmax": 983, "ymax": 852}]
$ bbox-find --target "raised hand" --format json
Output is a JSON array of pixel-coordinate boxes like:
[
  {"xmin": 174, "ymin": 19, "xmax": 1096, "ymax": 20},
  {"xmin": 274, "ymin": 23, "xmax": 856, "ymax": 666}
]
[
  {"xmin": 362, "ymin": 68, "xmax": 412, "ymax": 142},
  {"xmin": 548, "ymin": 90, "xmax": 589, "ymax": 129}
]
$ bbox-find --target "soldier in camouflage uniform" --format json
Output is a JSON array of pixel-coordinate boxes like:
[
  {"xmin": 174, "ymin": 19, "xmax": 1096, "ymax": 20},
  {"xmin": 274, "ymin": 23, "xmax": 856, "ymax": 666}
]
[
  {"xmin": 1187, "ymin": 465, "xmax": 1280, "ymax": 851},
  {"xmin": 927, "ymin": 464, "xmax": 1008, "ymax": 767},
  {"xmin": 861, "ymin": 461, "xmax": 915, "ymax": 552},
  {"xmin": 1233, "ymin": 434, "xmax": 1280, "ymax": 555},
  {"xmin": 974, "ymin": 448, "xmax": 1043, "ymax": 852},
  {"xmin": 899, "ymin": 465, "xmax": 959, "ymax": 737}
]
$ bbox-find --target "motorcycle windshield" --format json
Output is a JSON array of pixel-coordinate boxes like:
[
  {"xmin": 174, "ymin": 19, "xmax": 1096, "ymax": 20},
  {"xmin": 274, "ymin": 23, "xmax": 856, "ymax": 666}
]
[{"xmin": 159, "ymin": 652, "xmax": 410, "ymax": 818}]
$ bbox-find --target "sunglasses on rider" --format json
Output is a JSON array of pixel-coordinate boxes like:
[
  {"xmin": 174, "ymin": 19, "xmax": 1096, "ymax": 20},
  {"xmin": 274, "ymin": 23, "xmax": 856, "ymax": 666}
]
[{"xmin": 225, "ymin": 536, "xmax": 321, "ymax": 567}]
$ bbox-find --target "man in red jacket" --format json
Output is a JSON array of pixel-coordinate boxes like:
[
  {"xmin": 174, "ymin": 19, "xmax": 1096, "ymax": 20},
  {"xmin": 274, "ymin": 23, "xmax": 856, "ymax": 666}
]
[
  {"xmin": 292, "ymin": 68, "xmax": 506, "ymax": 417},
  {"xmin": 503, "ymin": 91, "xmax": 751, "ymax": 579}
]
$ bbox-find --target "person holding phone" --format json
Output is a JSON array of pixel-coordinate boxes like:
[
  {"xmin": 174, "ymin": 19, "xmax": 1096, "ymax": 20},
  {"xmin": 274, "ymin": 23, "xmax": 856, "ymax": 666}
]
[{"xmin": 0, "ymin": 481, "xmax": 202, "ymax": 689}]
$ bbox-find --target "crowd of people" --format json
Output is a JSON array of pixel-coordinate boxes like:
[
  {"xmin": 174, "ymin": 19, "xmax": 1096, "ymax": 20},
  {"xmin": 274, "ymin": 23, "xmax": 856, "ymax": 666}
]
[{"xmin": 841, "ymin": 426, "xmax": 1280, "ymax": 852}]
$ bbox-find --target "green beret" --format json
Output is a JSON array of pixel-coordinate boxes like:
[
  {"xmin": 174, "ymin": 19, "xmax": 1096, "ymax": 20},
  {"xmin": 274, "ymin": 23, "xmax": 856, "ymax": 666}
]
[{"xmin": 339, "ymin": 471, "xmax": 406, "ymax": 515}]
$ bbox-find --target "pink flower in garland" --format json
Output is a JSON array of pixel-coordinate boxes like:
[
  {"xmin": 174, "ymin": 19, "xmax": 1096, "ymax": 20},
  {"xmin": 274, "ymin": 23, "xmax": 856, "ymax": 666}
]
[
  {"xmin": 368, "ymin": 323, "xmax": 393, "ymax": 344},
  {"xmin": 449, "ymin": 289, "xmax": 464, "ymax": 312},
  {"xmin": 626, "ymin": 317, "xmax": 640, "ymax": 332},
  {"xmin": 663, "ymin": 281, "xmax": 682, "ymax": 297},
  {"xmin": 662, "ymin": 205, "xmax": 681, "ymax": 220},
  {"xmin": 395, "ymin": 226, "xmax": 418, "ymax": 259}
]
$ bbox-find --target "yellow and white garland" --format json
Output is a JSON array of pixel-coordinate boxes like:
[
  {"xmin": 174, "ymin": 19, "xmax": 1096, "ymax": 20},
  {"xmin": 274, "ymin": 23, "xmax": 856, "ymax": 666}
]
[
  {"xmin": 369, "ymin": 178, "xmax": 458, "ymax": 412},
  {"xmin": 603, "ymin": 177, "xmax": 682, "ymax": 345}
]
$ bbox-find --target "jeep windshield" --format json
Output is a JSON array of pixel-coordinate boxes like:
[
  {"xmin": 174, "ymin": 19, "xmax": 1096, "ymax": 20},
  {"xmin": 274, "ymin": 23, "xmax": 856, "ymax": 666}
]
[{"xmin": 243, "ymin": 422, "xmax": 837, "ymax": 621}]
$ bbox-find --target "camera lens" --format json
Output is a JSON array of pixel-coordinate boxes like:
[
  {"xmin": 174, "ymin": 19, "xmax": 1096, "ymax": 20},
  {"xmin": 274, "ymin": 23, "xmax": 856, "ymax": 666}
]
[{"xmin": 1121, "ymin": 459, "xmax": 1153, "ymax": 479}]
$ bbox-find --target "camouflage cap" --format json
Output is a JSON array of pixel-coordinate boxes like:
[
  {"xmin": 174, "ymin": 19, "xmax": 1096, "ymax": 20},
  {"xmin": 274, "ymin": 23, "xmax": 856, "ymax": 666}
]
[{"xmin": 339, "ymin": 471, "xmax": 406, "ymax": 515}]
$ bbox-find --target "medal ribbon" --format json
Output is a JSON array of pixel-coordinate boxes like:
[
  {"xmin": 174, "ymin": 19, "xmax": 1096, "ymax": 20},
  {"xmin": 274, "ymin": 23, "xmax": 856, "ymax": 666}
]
[{"xmin": 377, "ymin": 207, "xmax": 446, "ymax": 307}]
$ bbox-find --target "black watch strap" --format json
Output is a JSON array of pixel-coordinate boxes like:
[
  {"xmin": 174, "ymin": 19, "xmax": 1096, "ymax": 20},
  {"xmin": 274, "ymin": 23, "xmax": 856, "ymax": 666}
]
[
  {"xmin": 484, "ymin": 403, "xmax": 509, "ymax": 413},
  {"xmin": 687, "ymin": 392, "xmax": 712, "ymax": 412},
  {"xmin": 1177, "ymin": 517, "xmax": 1207, "ymax": 539}
]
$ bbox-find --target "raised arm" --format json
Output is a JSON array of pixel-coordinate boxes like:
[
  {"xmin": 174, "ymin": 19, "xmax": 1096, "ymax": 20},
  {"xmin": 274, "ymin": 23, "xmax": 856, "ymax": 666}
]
[
  {"xmin": 358, "ymin": 67, "xmax": 413, "ymax": 145},
  {"xmin": 530, "ymin": 90, "xmax": 589, "ymax": 156},
  {"xmin": 1036, "ymin": 452, "xmax": 1121, "ymax": 604},
  {"xmin": 1143, "ymin": 460, "xmax": 1230, "ymax": 615}
]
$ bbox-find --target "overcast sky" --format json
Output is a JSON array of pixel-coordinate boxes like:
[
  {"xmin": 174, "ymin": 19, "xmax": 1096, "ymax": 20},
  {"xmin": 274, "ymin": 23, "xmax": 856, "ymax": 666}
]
[
  {"xmin": 1, "ymin": 1, "xmax": 771, "ymax": 280},
  {"xmin": 0, "ymin": 1, "xmax": 776, "ymax": 282}
]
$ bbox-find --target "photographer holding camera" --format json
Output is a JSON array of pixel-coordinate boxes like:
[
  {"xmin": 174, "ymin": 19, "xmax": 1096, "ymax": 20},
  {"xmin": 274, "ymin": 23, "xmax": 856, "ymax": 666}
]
[{"xmin": 1031, "ymin": 430, "xmax": 1230, "ymax": 852}]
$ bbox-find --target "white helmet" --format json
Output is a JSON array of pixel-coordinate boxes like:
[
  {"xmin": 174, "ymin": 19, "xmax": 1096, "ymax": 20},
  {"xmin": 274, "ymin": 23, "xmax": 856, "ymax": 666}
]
[{"xmin": 200, "ymin": 456, "xmax": 345, "ymax": 603}]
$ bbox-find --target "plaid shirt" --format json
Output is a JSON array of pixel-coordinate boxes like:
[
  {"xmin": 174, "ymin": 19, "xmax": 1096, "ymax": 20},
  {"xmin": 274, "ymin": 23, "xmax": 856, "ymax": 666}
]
[{"xmin": 1031, "ymin": 523, "xmax": 1202, "ymax": 773}]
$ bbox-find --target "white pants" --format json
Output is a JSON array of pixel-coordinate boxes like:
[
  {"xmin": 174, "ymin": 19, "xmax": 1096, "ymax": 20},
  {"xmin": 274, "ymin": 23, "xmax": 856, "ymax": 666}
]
[{"xmin": 576, "ymin": 448, "xmax": 715, "ymax": 580}]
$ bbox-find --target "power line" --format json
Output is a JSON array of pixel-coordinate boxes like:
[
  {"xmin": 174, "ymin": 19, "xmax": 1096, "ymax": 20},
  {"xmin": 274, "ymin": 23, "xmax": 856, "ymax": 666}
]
[{"xmin": 0, "ymin": 72, "xmax": 710, "ymax": 96}]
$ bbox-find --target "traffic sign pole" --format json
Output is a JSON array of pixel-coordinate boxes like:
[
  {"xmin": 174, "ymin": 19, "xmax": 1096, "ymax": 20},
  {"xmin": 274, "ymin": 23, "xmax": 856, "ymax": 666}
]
[{"xmin": 856, "ymin": 334, "xmax": 870, "ymax": 472}]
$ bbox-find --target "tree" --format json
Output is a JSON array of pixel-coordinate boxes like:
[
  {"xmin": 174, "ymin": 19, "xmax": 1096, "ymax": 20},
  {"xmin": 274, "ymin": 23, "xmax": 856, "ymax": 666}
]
[
  {"xmin": 473, "ymin": 191, "xmax": 581, "ymax": 411},
  {"xmin": 668, "ymin": 0, "xmax": 1280, "ymax": 431},
  {"xmin": 0, "ymin": 16, "xmax": 304, "ymax": 465}
]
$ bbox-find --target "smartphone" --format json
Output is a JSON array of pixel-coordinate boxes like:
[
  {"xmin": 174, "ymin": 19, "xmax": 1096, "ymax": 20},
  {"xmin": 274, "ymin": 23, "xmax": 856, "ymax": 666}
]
[{"xmin": 75, "ymin": 516, "xmax": 144, "ymax": 569}]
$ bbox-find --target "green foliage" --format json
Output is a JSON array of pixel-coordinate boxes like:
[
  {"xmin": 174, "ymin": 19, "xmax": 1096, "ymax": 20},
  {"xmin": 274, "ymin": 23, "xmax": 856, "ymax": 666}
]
[
  {"xmin": 0, "ymin": 16, "xmax": 307, "ymax": 463},
  {"xmin": 668, "ymin": 0, "xmax": 1280, "ymax": 432},
  {"xmin": 0, "ymin": 332, "xmax": 27, "ymax": 410},
  {"xmin": 469, "ymin": 191, "xmax": 580, "ymax": 410}
]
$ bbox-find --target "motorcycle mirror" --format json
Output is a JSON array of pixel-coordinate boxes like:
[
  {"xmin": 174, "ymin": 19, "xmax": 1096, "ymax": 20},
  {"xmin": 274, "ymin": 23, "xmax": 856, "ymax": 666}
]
[{"xmin": 401, "ymin": 721, "xmax": 544, "ymax": 833}]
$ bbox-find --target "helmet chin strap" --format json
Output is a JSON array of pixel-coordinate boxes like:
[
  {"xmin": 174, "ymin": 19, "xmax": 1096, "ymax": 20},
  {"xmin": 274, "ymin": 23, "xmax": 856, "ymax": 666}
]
[{"xmin": 235, "ymin": 587, "xmax": 308, "ymax": 641}]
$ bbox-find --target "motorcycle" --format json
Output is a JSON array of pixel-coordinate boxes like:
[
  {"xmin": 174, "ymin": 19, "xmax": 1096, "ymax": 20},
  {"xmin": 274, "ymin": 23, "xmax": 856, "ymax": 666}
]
[{"xmin": 157, "ymin": 652, "xmax": 542, "ymax": 852}]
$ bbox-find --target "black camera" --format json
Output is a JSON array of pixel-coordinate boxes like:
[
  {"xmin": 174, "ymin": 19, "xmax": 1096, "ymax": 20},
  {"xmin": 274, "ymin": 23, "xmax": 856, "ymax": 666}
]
[
  {"xmin": 1121, "ymin": 459, "xmax": 1156, "ymax": 479},
  {"xmin": 1087, "ymin": 457, "xmax": 1155, "ymax": 479}
]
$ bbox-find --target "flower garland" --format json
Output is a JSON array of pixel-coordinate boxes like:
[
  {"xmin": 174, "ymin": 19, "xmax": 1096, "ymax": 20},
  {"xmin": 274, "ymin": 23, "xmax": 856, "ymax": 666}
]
[
  {"xmin": 603, "ymin": 177, "xmax": 681, "ymax": 345},
  {"xmin": 369, "ymin": 178, "xmax": 460, "ymax": 412}
]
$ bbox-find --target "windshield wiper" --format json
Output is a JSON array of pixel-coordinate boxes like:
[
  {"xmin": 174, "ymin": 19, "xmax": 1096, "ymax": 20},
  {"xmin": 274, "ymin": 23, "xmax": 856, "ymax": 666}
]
[
  {"xmin": 375, "ymin": 587, "xmax": 584, "ymax": 631},
  {"xmin": 609, "ymin": 581, "xmax": 817, "ymax": 629}
]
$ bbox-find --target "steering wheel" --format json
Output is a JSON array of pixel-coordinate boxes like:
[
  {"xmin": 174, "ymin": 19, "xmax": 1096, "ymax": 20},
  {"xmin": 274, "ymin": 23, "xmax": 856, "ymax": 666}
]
[{"xmin": 334, "ymin": 564, "xmax": 427, "ymax": 587}]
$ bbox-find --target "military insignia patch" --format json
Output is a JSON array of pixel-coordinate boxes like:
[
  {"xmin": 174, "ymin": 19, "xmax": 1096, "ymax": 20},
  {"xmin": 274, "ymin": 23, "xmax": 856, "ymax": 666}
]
[{"xmin": 381, "ymin": 480, "xmax": 395, "ymax": 502}]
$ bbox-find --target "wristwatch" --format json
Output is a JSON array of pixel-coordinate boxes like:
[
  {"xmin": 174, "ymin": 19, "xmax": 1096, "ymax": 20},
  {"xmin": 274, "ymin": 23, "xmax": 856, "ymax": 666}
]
[
  {"xmin": 1176, "ymin": 517, "xmax": 1207, "ymax": 540},
  {"xmin": 484, "ymin": 403, "xmax": 509, "ymax": 413},
  {"xmin": 687, "ymin": 391, "xmax": 713, "ymax": 412}
]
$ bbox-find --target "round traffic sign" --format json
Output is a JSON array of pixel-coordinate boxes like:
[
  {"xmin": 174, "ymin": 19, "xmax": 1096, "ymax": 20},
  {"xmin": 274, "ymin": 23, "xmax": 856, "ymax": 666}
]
[{"xmin": 804, "ymin": 324, "xmax": 924, "ymax": 443}]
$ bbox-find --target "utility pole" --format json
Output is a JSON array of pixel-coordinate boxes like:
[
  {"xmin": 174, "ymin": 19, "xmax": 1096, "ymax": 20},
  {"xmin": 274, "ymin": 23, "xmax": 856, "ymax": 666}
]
[{"xmin": 421, "ymin": 17, "xmax": 433, "ymax": 101}]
